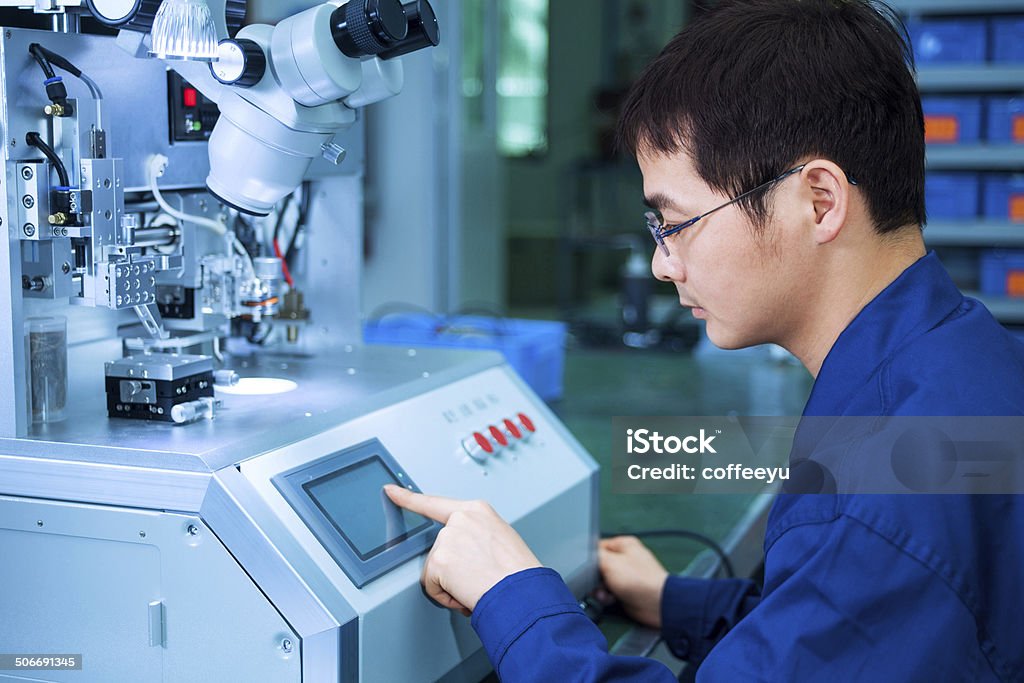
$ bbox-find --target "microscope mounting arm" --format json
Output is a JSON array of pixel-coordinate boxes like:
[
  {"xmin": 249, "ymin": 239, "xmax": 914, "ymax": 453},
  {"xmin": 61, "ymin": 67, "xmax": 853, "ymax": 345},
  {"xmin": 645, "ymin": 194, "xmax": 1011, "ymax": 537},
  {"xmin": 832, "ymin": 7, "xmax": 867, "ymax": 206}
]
[{"xmin": 100, "ymin": 0, "xmax": 439, "ymax": 215}]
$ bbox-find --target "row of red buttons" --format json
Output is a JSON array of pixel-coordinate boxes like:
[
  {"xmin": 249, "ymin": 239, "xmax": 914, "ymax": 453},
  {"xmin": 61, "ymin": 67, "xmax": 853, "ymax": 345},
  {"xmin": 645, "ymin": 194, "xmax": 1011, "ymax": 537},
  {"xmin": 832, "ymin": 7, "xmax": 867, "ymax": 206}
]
[{"xmin": 462, "ymin": 413, "xmax": 535, "ymax": 463}]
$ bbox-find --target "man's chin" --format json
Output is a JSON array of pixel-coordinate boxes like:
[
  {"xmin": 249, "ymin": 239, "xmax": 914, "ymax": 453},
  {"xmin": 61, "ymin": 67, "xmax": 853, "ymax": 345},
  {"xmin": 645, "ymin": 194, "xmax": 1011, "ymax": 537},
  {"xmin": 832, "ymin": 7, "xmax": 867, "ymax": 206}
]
[{"xmin": 704, "ymin": 324, "xmax": 763, "ymax": 351}]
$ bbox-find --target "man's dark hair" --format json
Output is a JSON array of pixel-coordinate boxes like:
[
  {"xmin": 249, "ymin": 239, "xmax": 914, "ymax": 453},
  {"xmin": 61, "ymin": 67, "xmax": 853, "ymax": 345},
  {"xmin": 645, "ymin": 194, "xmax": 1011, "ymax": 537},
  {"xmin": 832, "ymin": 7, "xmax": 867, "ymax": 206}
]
[{"xmin": 617, "ymin": 0, "xmax": 926, "ymax": 234}]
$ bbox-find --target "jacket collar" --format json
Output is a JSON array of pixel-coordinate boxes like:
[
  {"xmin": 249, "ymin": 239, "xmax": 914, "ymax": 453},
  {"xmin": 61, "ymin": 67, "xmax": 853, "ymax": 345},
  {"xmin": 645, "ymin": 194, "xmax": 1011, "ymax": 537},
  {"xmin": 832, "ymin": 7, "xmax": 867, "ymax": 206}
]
[{"xmin": 803, "ymin": 251, "xmax": 964, "ymax": 417}]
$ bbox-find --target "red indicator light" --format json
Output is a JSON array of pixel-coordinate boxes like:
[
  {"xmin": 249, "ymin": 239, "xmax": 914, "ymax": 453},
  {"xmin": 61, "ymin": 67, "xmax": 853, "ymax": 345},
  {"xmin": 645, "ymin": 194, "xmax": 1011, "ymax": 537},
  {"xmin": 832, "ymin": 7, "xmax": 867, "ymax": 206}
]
[
  {"xmin": 518, "ymin": 413, "xmax": 535, "ymax": 432},
  {"xmin": 474, "ymin": 432, "xmax": 494, "ymax": 454},
  {"xmin": 183, "ymin": 87, "xmax": 198, "ymax": 108},
  {"xmin": 504, "ymin": 418, "xmax": 521, "ymax": 439},
  {"xmin": 488, "ymin": 425, "xmax": 508, "ymax": 447}
]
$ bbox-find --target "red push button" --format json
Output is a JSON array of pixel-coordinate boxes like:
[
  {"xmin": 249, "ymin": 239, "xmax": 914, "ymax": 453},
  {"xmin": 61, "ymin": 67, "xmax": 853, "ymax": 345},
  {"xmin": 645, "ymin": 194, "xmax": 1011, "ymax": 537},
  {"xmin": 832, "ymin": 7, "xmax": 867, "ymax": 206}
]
[
  {"xmin": 485, "ymin": 428, "xmax": 505, "ymax": 448},
  {"xmin": 504, "ymin": 418, "xmax": 522, "ymax": 439},
  {"xmin": 488, "ymin": 425, "xmax": 508, "ymax": 447},
  {"xmin": 474, "ymin": 431, "xmax": 494, "ymax": 453},
  {"xmin": 462, "ymin": 434, "xmax": 489, "ymax": 463},
  {"xmin": 518, "ymin": 413, "xmax": 535, "ymax": 433}
]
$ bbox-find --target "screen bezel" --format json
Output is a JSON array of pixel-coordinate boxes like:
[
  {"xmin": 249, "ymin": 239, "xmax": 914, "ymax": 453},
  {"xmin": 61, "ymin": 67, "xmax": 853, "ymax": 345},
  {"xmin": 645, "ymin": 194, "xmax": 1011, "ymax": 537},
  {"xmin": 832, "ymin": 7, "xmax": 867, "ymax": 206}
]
[
  {"xmin": 272, "ymin": 438, "xmax": 441, "ymax": 588},
  {"xmin": 302, "ymin": 455, "xmax": 434, "ymax": 561}
]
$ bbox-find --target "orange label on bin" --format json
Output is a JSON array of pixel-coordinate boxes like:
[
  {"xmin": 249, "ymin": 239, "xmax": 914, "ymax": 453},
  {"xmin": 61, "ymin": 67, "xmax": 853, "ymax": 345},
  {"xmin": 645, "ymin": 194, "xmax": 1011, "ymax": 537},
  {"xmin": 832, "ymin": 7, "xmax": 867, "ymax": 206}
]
[
  {"xmin": 1007, "ymin": 272, "xmax": 1024, "ymax": 297},
  {"xmin": 1014, "ymin": 115, "xmax": 1024, "ymax": 143},
  {"xmin": 925, "ymin": 115, "xmax": 959, "ymax": 143},
  {"xmin": 1011, "ymin": 195, "xmax": 1024, "ymax": 223}
]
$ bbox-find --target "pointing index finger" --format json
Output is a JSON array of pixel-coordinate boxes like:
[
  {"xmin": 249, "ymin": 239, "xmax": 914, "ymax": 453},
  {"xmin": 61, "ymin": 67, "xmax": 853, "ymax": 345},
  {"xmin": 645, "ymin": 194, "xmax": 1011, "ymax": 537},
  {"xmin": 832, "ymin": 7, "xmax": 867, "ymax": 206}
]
[{"xmin": 384, "ymin": 484, "xmax": 461, "ymax": 523}]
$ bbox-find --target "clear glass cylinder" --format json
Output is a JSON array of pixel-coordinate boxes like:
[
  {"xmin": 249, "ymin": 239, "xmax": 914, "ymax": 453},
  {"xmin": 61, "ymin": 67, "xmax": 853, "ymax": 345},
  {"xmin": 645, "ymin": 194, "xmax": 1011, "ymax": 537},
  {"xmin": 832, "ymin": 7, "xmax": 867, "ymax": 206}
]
[{"xmin": 26, "ymin": 316, "xmax": 68, "ymax": 424}]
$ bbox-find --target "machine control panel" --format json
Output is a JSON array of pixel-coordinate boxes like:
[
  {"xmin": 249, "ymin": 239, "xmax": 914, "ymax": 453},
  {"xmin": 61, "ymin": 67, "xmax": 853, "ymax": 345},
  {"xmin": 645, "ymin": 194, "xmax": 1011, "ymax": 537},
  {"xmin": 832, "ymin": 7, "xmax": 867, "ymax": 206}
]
[
  {"xmin": 272, "ymin": 438, "xmax": 440, "ymax": 588},
  {"xmin": 234, "ymin": 363, "xmax": 598, "ymax": 681}
]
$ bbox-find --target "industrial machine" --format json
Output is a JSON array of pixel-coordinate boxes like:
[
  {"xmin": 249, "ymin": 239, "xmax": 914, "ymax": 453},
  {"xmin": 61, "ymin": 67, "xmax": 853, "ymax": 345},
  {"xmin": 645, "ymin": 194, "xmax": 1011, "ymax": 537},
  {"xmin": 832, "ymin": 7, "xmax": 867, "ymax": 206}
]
[{"xmin": 0, "ymin": 2, "xmax": 600, "ymax": 681}]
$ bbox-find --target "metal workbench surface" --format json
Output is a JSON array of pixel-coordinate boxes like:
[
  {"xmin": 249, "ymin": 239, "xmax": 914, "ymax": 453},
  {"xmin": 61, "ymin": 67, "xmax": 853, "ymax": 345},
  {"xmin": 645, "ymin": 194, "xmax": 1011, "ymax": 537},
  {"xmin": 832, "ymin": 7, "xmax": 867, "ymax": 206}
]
[{"xmin": 2, "ymin": 341, "xmax": 505, "ymax": 473}]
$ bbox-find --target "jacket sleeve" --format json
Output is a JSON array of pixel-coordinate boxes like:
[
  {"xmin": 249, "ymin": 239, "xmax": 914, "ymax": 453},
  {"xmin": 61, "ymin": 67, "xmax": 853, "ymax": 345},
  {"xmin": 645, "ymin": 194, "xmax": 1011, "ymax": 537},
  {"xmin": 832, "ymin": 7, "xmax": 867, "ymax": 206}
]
[
  {"xmin": 692, "ymin": 514, "xmax": 997, "ymax": 682},
  {"xmin": 659, "ymin": 576, "xmax": 761, "ymax": 665},
  {"xmin": 471, "ymin": 567, "xmax": 678, "ymax": 682}
]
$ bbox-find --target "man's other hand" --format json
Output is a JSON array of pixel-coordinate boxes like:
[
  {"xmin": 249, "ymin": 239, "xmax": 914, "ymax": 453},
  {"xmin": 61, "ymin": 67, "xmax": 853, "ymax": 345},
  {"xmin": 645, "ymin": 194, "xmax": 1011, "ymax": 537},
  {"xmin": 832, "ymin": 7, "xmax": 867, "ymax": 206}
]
[
  {"xmin": 598, "ymin": 536, "xmax": 669, "ymax": 628},
  {"xmin": 384, "ymin": 485, "xmax": 542, "ymax": 616}
]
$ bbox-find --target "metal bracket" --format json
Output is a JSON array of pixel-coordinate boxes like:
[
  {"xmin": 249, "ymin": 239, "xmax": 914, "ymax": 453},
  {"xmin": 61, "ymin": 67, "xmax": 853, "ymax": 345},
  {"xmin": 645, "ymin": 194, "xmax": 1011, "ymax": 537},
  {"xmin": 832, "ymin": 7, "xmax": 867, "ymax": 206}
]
[{"xmin": 134, "ymin": 303, "xmax": 170, "ymax": 340}]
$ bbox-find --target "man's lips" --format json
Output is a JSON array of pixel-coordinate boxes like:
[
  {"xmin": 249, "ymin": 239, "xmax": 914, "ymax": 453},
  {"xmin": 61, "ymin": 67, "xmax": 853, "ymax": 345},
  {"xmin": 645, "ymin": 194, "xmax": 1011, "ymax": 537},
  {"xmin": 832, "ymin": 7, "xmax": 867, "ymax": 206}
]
[{"xmin": 680, "ymin": 298, "xmax": 705, "ymax": 318}]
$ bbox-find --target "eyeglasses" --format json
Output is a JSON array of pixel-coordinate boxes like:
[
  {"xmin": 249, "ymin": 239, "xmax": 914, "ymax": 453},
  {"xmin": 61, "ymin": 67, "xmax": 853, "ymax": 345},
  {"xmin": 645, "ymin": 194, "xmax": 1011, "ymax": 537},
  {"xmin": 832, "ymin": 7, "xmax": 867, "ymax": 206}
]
[{"xmin": 644, "ymin": 164, "xmax": 857, "ymax": 256}]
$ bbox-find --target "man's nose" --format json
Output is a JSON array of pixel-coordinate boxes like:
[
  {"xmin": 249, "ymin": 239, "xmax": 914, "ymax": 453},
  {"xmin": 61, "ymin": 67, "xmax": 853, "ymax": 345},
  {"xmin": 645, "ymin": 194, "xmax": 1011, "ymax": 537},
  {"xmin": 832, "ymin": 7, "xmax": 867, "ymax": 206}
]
[{"xmin": 652, "ymin": 246, "xmax": 683, "ymax": 283}]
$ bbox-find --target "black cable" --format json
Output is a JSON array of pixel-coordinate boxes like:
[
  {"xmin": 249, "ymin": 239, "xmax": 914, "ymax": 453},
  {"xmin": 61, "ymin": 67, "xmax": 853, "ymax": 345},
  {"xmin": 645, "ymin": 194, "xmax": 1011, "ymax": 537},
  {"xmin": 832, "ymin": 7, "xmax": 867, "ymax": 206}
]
[
  {"xmin": 297, "ymin": 180, "xmax": 311, "ymax": 225},
  {"xmin": 272, "ymin": 192, "xmax": 294, "ymax": 245},
  {"xmin": 28, "ymin": 43, "xmax": 75, "ymax": 116},
  {"xmin": 30, "ymin": 43, "xmax": 82, "ymax": 77},
  {"xmin": 602, "ymin": 528, "xmax": 736, "ymax": 578},
  {"xmin": 246, "ymin": 320, "xmax": 274, "ymax": 345},
  {"xmin": 28, "ymin": 43, "xmax": 101, "ymax": 106},
  {"xmin": 28, "ymin": 43, "xmax": 55, "ymax": 79},
  {"xmin": 232, "ymin": 213, "xmax": 260, "ymax": 259},
  {"xmin": 284, "ymin": 181, "xmax": 311, "ymax": 267},
  {"xmin": 25, "ymin": 132, "xmax": 70, "ymax": 187}
]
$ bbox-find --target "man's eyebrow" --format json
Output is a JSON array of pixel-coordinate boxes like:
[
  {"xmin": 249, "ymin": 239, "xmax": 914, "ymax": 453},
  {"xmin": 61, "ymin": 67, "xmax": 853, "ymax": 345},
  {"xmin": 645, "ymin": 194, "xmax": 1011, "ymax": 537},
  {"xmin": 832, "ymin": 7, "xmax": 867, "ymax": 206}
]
[{"xmin": 643, "ymin": 193, "xmax": 682, "ymax": 212}]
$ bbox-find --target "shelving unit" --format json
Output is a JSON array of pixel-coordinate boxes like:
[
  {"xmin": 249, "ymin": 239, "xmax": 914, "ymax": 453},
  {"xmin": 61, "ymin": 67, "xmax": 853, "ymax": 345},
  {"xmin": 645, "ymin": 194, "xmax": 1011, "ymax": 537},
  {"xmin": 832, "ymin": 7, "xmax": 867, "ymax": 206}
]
[
  {"xmin": 972, "ymin": 293, "xmax": 1024, "ymax": 323},
  {"xmin": 924, "ymin": 221, "xmax": 1024, "ymax": 247},
  {"xmin": 890, "ymin": 0, "xmax": 1024, "ymax": 323},
  {"xmin": 925, "ymin": 145, "xmax": 1024, "ymax": 170},
  {"xmin": 917, "ymin": 65, "xmax": 1024, "ymax": 91},
  {"xmin": 893, "ymin": 0, "xmax": 1024, "ymax": 14}
]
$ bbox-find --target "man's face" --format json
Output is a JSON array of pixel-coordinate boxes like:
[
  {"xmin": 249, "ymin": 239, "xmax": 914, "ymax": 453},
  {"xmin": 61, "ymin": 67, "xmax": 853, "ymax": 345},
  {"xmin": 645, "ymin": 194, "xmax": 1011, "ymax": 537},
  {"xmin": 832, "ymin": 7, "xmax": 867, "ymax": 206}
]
[{"xmin": 638, "ymin": 150, "xmax": 815, "ymax": 350}]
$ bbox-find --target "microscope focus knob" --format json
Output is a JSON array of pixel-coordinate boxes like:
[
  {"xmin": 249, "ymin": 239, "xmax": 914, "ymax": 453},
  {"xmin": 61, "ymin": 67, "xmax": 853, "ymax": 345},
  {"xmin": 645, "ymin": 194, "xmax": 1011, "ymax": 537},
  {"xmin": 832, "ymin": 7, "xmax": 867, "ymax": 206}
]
[
  {"xmin": 379, "ymin": 1, "xmax": 440, "ymax": 60},
  {"xmin": 331, "ymin": 0, "xmax": 408, "ymax": 59},
  {"xmin": 210, "ymin": 39, "xmax": 267, "ymax": 87}
]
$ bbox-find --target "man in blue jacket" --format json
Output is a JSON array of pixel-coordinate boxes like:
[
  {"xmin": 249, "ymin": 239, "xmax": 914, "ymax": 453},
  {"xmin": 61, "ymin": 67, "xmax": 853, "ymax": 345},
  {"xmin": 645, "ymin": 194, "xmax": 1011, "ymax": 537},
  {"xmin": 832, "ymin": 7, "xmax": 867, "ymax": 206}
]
[{"xmin": 386, "ymin": 0, "xmax": 1024, "ymax": 679}]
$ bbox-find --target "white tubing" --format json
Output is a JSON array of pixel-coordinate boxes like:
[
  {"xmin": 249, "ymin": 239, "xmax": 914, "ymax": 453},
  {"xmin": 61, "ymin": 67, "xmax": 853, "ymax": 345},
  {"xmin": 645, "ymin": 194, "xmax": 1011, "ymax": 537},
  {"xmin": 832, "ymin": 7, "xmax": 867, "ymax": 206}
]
[
  {"xmin": 146, "ymin": 154, "xmax": 254, "ymax": 275},
  {"xmin": 79, "ymin": 73, "xmax": 103, "ymax": 129}
]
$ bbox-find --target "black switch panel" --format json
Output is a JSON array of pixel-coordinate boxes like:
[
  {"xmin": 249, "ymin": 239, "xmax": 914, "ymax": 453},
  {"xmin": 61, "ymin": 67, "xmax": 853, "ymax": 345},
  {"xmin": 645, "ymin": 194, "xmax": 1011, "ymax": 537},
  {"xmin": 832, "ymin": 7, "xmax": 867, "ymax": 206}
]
[{"xmin": 167, "ymin": 71, "xmax": 220, "ymax": 142}]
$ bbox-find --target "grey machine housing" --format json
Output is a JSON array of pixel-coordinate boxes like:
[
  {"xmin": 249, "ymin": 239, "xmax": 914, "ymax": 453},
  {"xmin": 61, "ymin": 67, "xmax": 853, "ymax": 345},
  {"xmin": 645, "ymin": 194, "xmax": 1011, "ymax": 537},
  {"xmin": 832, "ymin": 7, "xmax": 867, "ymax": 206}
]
[
  {"xmin": 0, "ymin": 18, "xmax": 599, "ymax": 683},
  {"xmin": 0, "ymin": 345, "xmax": 599, "ymax": 682}
]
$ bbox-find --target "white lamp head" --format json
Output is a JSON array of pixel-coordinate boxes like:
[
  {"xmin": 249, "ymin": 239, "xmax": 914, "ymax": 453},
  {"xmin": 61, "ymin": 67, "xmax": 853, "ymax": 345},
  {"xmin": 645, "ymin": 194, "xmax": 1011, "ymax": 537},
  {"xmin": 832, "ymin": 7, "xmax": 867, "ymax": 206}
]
[{"xmin": 149, "ymin": 0, "xmax": 219, "ymax": 61}]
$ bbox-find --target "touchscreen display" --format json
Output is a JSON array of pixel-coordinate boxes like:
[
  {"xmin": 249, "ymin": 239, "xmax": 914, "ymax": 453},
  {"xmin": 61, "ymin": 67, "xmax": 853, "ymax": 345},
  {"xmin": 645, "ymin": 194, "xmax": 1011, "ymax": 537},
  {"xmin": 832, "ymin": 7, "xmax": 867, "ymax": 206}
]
[{"xmin": 303, "ymin": 456, "xmax": 432, "ymax": 560}]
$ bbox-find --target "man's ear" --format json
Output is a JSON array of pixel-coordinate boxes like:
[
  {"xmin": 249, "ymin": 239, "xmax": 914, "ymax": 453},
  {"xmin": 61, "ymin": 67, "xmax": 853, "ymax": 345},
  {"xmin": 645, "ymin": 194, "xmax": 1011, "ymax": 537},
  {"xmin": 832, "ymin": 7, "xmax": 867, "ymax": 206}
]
[{"xmin": 803, "ymin": 160, "xmax": 850, "ymax": 245}]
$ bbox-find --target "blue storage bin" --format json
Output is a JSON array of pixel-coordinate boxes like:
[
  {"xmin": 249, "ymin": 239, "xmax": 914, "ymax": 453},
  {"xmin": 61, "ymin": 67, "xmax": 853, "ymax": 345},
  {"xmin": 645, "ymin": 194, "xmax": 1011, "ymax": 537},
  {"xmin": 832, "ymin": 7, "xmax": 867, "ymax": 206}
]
[
  {"xmin": 987, "ymin": 98, "xmax": 1024, "ymax": 144},
  {"xmin": 992, "ymin": 17, "xmax": 1024, "ymax": 63},
  {"xmin": 980, "ymin": 250, "xmax": 1024, "ymax": 297},
  {"xmin": 983, "ymin": 174, "xmax": 1024, "ymax": 223},
  {"xmin": 907, "ymin": 19, "xmax": 986, "ymax": 64},
  {"xmin": 926, "ymin": 173, "xmax": 980, "ymax": 221},
  {"xmin": 363, "ymin": 314, "xmax": 568, "ymax": 401},
  {"xmin": 921, "ymin": 97, "xmax": 983, "ymax": 144}
]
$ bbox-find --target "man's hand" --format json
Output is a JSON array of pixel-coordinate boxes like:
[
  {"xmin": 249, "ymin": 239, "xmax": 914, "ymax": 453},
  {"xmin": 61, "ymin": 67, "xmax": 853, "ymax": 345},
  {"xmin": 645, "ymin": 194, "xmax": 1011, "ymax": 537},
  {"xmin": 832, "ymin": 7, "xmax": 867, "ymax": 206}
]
[
  {"xmin": 384, "ymin": 485, "xmax": 542, "ymax": 616},
  {"xmin": 598, "ymin": 536, "xmax": 669, "ymax": 628}
]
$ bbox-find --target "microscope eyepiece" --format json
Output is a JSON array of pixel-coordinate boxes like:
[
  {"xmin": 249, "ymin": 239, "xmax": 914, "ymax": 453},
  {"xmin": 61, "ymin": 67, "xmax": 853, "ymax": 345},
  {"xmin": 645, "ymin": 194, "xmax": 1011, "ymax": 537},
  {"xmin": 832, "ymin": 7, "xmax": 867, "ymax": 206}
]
[
  {"xmin": 378, "ymin": 1, "xmax": 440, "ymax": 60},
  {"xmin": 331, "ymin": 0, "xmax": 408, "ymax": 59}
]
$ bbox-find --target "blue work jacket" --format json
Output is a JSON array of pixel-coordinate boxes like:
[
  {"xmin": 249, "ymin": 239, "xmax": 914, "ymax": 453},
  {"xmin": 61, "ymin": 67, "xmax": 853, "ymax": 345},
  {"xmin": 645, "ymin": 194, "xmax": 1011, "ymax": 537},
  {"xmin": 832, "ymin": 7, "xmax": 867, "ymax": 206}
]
[{"xmin": 470, "ymin": 252, "xmax": 1024, "ymax": 681}]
